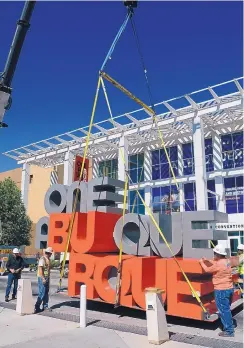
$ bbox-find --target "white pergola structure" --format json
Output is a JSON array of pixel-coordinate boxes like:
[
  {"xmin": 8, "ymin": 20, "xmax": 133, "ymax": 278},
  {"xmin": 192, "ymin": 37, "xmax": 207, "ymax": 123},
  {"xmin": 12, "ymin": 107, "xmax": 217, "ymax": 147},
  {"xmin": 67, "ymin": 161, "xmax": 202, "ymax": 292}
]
[{"xmin": 3, "ymin": 77, "xmax": 244, "ymax": 212}]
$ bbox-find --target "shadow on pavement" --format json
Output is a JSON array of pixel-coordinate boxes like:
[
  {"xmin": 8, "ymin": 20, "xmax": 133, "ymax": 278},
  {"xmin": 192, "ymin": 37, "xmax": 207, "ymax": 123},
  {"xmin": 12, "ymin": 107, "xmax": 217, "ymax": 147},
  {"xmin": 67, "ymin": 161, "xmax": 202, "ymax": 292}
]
[{"xmin": 50, "ymin": 298, "xmax": 243, "ymax": 332}]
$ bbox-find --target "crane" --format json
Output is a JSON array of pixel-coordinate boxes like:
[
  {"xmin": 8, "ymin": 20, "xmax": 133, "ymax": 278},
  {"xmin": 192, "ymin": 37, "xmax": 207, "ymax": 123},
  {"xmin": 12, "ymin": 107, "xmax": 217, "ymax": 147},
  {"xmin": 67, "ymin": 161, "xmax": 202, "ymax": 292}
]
[
  {"xmin": 0, "ymin": 1, "xmax": 138, "ymax": 129},
  {"xmin": 0, "ymin": 1, "xmax": 137, "ymax": 129},
  {"xmin": 0, "ymin": 1, "xmax": 36, "ymax": 128}
]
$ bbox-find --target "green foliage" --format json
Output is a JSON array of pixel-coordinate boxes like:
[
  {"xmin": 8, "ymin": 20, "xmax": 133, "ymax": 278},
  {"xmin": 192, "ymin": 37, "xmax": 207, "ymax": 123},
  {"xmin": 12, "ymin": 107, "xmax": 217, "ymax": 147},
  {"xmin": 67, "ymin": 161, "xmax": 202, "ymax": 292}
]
[{"xmin": 0, "ymin": 178, "xmax": 32, "ymax": 246}]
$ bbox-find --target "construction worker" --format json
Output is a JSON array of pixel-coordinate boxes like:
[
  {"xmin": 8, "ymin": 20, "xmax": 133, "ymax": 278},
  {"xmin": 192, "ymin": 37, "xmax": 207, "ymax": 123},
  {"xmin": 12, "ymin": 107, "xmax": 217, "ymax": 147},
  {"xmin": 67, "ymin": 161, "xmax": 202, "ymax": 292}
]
[
  {"xmin": 34, "ymin": 247, "xmax": 53, "ymax": 313},
  {"xmin": 200, "ymin": 244, "xmax": 238, "ymax": 338},
  {"xmin": 5, "ymin": 248, "xmax": 25, "ymax": 302},
  {"xmin": 237, "ymin": 244, "xmax": 244, "ymax": 297}
]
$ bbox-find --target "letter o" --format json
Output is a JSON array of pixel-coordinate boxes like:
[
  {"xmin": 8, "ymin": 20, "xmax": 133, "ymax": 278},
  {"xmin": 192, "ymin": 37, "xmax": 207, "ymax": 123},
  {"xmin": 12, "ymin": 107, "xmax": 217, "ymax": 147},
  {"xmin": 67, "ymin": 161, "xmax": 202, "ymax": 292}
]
[
  {"xmin": 44, "ymin": 184, "xmax": 67, "ymax": 214},
  {"xmin": 113, "ymin": 213, "xmax": 151, "ymax": 256}
]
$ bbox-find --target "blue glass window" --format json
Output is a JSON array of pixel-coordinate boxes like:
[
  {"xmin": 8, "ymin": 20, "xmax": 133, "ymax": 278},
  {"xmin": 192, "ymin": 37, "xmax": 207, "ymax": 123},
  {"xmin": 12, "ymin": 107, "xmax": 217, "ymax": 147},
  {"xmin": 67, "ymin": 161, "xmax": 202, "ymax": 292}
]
[
  {"xmin": 207, "ymin": 180, "xmax": 216, "ymax": 210},
  {"xmin": 221, "ymin": 132, "xmax": 243, "ymax": 169},
  {"xmin": 129, "ymin": 189, "xmax": 145, "ymax": 214},
  {"xmin": 152, "ymin": 146, "xmax": 178, "ymax": 180},
  {"xmin": 205, "ymin": 138, "xmax": 214, "ymax": 172},
  {"xmin": 184, "ymin": 182, "xmax": 197, "ymax": 211},
  {"xmin": 183, "ymin": 143, "xmax": 194, "ymax": 175},
  {"xmin": 129, "ymin": 153, "xmax": 144, "ymax": 184},
  {"xmin": 98, "ymin": 159, "xmax": 118, "ymax": 179},
  {"xmin": 152, "ymin": 185, "xmax": 180, "ymax": 214},
  {"xmin": 224, "ymin": 176, "xmax": 244, "ymax": 214}
]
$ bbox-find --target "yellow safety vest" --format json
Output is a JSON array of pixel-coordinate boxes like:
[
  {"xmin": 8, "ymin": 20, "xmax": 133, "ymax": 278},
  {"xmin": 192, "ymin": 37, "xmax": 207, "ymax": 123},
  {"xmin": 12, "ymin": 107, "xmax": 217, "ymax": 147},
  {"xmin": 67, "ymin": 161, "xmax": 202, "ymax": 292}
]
[
  {"xmin": 238, "ymin": 254, "xmax": 244, "ymax": 282},
  {"xmin": 37, "ymin": 256, "xmax": 50, "ymax": 278}
]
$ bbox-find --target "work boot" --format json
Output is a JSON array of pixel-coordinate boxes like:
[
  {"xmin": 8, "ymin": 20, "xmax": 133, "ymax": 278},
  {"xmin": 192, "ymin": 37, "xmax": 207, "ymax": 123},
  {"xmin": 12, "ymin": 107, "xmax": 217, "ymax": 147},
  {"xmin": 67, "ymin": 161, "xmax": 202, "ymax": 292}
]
[
  {"xmin": 34, "ymin": 305, "xmax": 42, "ymax": 314},
  {"xmin": 5, "ymin": 296, "xmax": 9, "ymax": 302},
  {"xmin": 218, "ymin": 331, "xmax": 234, "ymax": 337},
  {"xmin": 12, "ymin": 295, "xmax": 17, "ymax": 300}
]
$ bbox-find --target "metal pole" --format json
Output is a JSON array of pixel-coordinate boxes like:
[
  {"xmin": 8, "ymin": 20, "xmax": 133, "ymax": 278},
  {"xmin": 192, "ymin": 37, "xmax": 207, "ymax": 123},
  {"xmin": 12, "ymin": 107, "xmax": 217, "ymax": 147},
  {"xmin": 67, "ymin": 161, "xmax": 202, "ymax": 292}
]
[
  {"xmin": 79, "ymin": 284, "xmax": 87, "ymax": 328},
  {"xmin": 1, "ymin": 1, "xmax": 36, "ymax": 87}
]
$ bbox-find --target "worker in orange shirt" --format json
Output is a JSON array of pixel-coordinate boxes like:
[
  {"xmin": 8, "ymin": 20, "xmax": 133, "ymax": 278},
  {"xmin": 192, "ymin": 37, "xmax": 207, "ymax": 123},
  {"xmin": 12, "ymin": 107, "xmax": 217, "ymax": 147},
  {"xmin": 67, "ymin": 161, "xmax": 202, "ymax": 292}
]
[{"xmin": 200, "ymin": 244, "xmax": 238, "ymax": 338}]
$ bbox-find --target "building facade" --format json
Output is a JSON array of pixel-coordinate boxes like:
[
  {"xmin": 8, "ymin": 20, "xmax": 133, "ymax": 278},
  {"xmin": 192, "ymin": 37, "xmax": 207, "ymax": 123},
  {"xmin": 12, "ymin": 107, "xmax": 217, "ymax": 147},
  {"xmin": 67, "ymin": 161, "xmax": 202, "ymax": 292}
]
[
  {"xmin": 0, "ymin": 165, "xmax": 62, "ymax": 254},
  {"xmin": 3, "ymin": 77, "xmax": 244, "ymax": 256}
]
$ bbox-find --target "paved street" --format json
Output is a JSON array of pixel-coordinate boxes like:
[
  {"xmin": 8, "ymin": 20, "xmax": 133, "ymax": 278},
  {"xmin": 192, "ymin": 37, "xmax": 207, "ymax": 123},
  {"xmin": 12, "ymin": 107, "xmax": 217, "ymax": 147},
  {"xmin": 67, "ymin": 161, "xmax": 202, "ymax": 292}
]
[{"xmin": 0, "ymin": 271, "xmax": 243, "ymax": 348}]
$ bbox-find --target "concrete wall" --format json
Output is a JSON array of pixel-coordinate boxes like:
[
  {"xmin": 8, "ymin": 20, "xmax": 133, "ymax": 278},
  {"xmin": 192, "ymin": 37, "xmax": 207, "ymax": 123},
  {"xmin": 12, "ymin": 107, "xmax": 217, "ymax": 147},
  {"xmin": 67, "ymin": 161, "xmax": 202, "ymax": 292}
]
[
  {"xmin": 0, "ymin": 165, "xmax": 53, "ymax": 255},
  {"xmin": 0, "ymin": 168, "xmax": 22, "ymax": 189},
  {"xmin": 25, "ymin": 165, "xmax": 53, "ymax": 254},
  {"xmin": 0, "ymin": 157, "xmax": 93, "ymax": 255}
]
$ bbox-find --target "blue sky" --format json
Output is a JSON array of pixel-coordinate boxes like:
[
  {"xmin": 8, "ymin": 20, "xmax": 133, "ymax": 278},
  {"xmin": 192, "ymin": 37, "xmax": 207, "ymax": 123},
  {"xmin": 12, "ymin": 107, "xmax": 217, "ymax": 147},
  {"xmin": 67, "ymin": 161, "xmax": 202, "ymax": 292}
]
[{"xmin": 0, "ymin": 1, "xmax": 243, "ymax": 172}]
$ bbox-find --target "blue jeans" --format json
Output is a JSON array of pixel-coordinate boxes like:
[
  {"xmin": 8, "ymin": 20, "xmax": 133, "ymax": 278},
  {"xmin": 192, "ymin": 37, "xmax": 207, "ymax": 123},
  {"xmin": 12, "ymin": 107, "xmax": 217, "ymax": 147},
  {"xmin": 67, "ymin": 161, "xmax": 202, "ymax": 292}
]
[
  {"xmin": 5, "ymin": 273, "xmax": 19, "ymax": 298},
  {"xmin": 35, "ymin": 277, "xmax": 50, "ymax": 309},
  {"xmin": 214, "ymin": 288, "xmax": 234, "ymax": 335}
]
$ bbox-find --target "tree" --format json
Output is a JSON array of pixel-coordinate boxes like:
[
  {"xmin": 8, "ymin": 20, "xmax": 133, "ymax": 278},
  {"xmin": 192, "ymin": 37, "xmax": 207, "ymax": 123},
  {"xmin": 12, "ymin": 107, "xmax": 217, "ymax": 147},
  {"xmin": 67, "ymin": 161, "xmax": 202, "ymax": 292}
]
[{"xmin": 0, "ymin": 178, "xmax": 32, "ymax": 246}]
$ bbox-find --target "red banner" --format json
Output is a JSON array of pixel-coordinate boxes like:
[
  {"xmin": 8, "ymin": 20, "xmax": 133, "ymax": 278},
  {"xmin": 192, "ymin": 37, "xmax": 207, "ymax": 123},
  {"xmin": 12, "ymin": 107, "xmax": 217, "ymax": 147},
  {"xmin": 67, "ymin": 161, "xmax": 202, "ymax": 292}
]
[{"xmin": 73, "ymin": 155, "xmax": 89, "ymax": 182}]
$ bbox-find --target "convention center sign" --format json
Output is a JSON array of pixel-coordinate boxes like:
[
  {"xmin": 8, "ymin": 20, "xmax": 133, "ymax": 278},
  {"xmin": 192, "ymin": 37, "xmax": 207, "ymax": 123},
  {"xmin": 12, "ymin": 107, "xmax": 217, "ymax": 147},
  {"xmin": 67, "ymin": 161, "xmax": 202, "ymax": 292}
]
[{"xmin": 36, "ymin": 177, "xmax": 240, "ymax": 320}]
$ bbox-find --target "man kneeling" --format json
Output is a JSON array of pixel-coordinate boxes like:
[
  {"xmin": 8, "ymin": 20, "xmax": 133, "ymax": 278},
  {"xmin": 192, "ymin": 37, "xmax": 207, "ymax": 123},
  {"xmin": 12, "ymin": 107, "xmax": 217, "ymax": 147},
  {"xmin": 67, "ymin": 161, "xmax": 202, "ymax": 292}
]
[{"xmin": 34, "ymin": 247, "xmax": 53, "ymax": 313}]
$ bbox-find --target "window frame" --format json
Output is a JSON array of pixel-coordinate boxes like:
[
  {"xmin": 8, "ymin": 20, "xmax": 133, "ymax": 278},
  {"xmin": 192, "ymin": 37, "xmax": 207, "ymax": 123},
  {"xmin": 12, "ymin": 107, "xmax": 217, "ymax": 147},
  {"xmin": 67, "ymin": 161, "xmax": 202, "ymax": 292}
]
[
  {"xmin": 129, "ymin": 189, "xmax": 145, "ymax": 214},
  {"xmin": 152, "ymin": 184, "xmax": 180, "ymax": 214},
  {"xmin": 98, "ymin": 159, "xmax": 118, "ymax": 179},
  {"xmin": 129, "ymin": 153, "xmax": 144, "ymax": 184},
  {"xmin": 152, "ymin": 146, "xmax": 178, "ymax": 180}
]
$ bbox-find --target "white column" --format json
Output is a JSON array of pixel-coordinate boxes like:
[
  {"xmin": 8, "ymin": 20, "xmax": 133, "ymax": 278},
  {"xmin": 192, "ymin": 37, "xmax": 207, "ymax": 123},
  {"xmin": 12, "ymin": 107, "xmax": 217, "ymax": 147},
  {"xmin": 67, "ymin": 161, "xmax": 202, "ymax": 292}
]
[
  {"xmin": 144, "ymin": 185, "xmax": 151, "ymax": 215},
  {"xmin": 79, "ymin": 285, "xmax": 87, "ymax": 328},
  {"xmin": 145, "ymin": 288, "xmax": 169, "ymax": 344},
  {"xmin": 177, "ymin": 144, "xmax": 183, "ymax": 177},
  {"xmin": 144, "ymin": 149, "xmax": 151, "ymax": 215},
  {"xmin": 63, "ymin": 151, "xmax": 74, "ymax": 185},
  {"xmin": 144, "ymin": 149, "xmax": 152, "ymax": 182},
  {"xmin": 118, "ymin": 136, "xmax": 128, "ymax": 209},
  {"xmin": 16, "ymin": 279, "xmax": 33, "ymax": 315},
  {"xmin": 192, "ymin": 115, "xmax": 208, "ymax": 210},
  {"xmin": 177, "ymin": 144, "xmax": 184, "ymax": 212},
  {"xmin": 215, "ymin": 177, "xmax": 225, "ymax": 213},
  {"xmin": 118, "ymin": 135, "xmax": 128, "ymax": 182},
  {"xmin": 179, "ymin": 183, "xmax": 184, "ymax": 212},
  {"xmin": 21, "ymin": 162, "xmax": 30, "ymax": 209},
  {"xmin": 92, "ymin": 157, "xmax": 99, "ymax": 178},
  {"xmin": 212, "ymin": 133, "xmax": 225, "ymax": 213},
  {"xmin": 212, "ymin": 133, "xmax": 228, "ymax": 249},
  {"xmin": 212, "ymin": 132, "xmax": 222, "ymax": 172}
]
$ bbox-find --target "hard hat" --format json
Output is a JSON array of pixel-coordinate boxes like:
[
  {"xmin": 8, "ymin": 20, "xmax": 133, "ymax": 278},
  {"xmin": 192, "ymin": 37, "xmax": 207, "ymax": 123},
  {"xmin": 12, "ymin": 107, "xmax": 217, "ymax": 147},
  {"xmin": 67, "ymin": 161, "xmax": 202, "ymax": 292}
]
[
  {"xmin": 45, "ymin": 247, "xmax": 53, "ymax": 254},
  {"xmin": 213, "ymin": 245, "xmax": 227, "ymax": 256},
  {"xmin": 13, "ymin": 248, "xmax": 20, "ymax": 254},
  {"xmin": 237, "ymin": 244, "xmax": 244, "ymax": 251}
]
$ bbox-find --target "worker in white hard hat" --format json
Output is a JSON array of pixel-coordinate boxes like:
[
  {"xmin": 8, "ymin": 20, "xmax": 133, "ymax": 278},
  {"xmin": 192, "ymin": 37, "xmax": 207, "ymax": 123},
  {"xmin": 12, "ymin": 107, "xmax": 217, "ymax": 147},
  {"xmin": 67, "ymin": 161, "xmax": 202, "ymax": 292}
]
[
  {"xmin": 200, "ymin": 244, "xmax": 239, "ymax": 338},
  {"xmin": 34, "ymin": 247, "xmax": 53, "ymax": 313},
  {"xmin": 5, "ymin": 248, "xmax": 25, "ymax": 302},
  {"xmin": 237, "ymin": 244, "xmax": 244, "ymax": 297}
]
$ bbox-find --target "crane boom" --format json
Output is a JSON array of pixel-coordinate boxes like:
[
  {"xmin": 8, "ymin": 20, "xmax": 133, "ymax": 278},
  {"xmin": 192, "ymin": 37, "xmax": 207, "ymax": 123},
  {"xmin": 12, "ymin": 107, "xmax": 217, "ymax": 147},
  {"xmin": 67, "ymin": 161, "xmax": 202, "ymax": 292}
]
[{"xmin": 0, "ymin": 1, "xmax": 36, "ymax": 127}]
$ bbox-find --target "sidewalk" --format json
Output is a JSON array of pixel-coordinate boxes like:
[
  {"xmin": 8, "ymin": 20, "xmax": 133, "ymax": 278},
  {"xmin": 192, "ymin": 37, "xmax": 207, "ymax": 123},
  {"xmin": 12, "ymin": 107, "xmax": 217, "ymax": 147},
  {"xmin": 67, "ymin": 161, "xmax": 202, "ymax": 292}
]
[{"xmin": 0, "ymin": 308, "xmax": 204, "ymax": 348}]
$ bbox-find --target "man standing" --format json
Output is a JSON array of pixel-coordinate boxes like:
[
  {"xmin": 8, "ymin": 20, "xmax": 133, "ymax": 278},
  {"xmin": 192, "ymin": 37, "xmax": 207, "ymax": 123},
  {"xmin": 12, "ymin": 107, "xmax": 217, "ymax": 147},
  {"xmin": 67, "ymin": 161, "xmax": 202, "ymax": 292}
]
[
  {"xmin": 200, "ymin": 244, "xmax": 238, "ymax": 338},
  {"xmin": 34, "ymin": 247, "xmax": 53, "ymax": 313},
  {"xmin": 237, "ymin": 244, "xmax": 244, "ymax": 297},
  {"xmin": 5, "ymin": 248, "xmax": 25, "ymax": 302}
]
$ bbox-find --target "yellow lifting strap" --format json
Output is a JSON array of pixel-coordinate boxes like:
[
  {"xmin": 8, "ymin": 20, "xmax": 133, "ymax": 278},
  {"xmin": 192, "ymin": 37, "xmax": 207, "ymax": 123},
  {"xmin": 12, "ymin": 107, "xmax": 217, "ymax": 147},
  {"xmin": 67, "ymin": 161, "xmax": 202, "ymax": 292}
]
[
  {"xmin": 101, "ymin": 75, "xmax": 153, "ymax": 214},
  {"xmin": 114, "ymin": 175, "xmax": 128, "ymax": 307},
  {"xmin": 100, "ymin": 71, "xmax": 180, "ymax": 191},
  {"xmin": 100, "ymin": 74, "xmax": 208, "ymax": 314},
  {"xmin": 58, "ymin": 76, "xmax": 102, "ymax": 291},
  {"xmin": 118, "ymin": 147, "xmax": 208, "ymax": 314},
  {"xmin": 100, "ymin": 71, "xmax": 155, "ymax": 117},
  {"xmin": 238, "ymin": 283, "xmax": 244, "ymax": 294}
]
